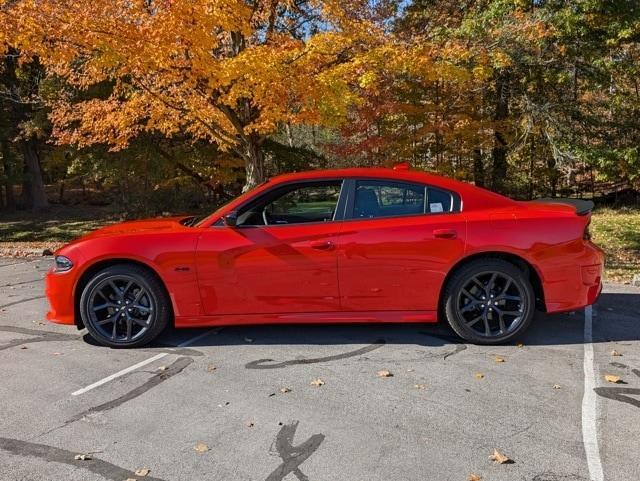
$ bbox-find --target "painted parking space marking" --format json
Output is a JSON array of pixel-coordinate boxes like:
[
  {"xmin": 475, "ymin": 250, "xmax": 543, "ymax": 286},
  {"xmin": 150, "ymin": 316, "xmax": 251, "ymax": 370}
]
[
  {"xmin": 71, "ymin": 327, "xmax": 220, "ymax": 396},
  {"xmin": 581, "ymin": 305, "xmax": 604, "ymax": 481}
]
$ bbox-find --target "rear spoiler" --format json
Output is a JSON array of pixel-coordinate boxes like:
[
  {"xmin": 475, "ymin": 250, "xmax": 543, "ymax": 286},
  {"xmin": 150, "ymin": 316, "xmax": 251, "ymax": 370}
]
[{"xmin": 535, "ymin": 198, "xmax": 594, "ymax": 216}]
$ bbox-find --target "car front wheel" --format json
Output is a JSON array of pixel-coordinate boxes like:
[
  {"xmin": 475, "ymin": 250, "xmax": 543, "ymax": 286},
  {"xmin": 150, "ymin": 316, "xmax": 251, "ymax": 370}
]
[
  {"xmin": 80, "ymin": 264, "xmax": 170, "ymax": 348},
  {"xmin": 443, "ymin": 258, "xmax": 535, "ymax": 344}
]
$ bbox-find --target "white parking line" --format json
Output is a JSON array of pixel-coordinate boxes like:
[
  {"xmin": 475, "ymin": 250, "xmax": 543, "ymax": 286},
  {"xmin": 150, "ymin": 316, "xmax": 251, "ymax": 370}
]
[
  {"xmin": 582, "ymin": 305, "xmax": 604, "ymax": 481},
  {"xmin": 71, "ymin": 328, "xmax": 220, "ymax": 396}
]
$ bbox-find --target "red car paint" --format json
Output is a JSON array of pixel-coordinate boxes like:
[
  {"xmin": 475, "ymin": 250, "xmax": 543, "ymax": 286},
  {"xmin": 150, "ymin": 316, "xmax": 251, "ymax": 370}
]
[{"xmin": 45, "ymin": 168, "xmax": 604, "ymax": 328}]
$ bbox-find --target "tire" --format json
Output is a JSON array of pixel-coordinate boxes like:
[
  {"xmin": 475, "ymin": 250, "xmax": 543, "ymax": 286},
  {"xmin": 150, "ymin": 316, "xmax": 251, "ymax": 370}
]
[
  {"xmin": 80, "ymin": 264, "xmax": 171, "ymax": 348},
  {"xmin": 442, "ymin": 258, "xmax": 535, "ymax": 344}
]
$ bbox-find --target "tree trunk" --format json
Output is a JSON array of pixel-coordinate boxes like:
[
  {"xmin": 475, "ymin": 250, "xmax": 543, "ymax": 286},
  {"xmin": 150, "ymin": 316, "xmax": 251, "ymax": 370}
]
[
  {"xmin": 1, "ymin": 142, "xmax": 16, "ymax": 210},
  {"xmin": 20, "ymin": 139, "xmax": 48, "ymax": 211},
  {"xmin": 491, "ymin": 72, "xmax": 510, "ymax": 193},
  {"xmin": 473, "ymin": 149, "xmax": 485, "ymax": 187},
  {"xmin": 242, "ymin": 135, "xmax": 266, "ymax": 192},
  {"xmin": 285, "ymin": 122, "xmax": 294, "ymax": 147}
]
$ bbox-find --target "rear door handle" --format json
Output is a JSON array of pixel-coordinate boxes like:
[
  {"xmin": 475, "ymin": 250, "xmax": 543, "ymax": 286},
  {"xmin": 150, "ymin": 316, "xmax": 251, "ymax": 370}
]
[
  {"xmin": 433, "ymin": 229, "xmax": 457, "ymax": 239},
  {"xmin": 310, "ymin": 240, "xmax": 335, "ymax": 250}
]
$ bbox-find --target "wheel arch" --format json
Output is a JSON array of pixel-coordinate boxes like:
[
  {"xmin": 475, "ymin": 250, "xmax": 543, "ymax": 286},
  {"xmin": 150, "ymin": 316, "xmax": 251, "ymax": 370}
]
[
  {"xmin": 73, "ymin": 258, "xmax": 173, "ymax": 330},
  {"xmin": 439, "ymin": 251, "xmax": 546, "ymax": 316}
]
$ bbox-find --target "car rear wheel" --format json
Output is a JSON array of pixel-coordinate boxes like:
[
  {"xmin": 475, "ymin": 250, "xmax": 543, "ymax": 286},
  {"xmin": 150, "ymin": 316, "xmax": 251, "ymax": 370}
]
[
  {"xmin": 80, "ymin": 264, "xmax": 170, "ymax": 348},
  {"xmin": 443, "ymin": 258, "xmax": 535, "ymax": 344}
]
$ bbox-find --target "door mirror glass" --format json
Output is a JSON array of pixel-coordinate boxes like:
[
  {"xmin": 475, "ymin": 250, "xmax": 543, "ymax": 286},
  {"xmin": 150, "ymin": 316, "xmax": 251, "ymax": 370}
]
[{"xmin": 222, "ymin": 211, "xmax": 238, "ymax": 227}]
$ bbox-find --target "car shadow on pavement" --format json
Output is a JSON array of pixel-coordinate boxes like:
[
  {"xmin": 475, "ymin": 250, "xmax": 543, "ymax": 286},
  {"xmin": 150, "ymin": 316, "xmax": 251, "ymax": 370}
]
[{"xmin": 81, "ymin": 292, "xmax": 640, "ymax": 350}]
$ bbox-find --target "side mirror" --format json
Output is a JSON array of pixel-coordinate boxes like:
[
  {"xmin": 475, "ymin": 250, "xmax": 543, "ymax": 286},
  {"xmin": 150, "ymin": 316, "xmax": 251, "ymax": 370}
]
[{"xmin": 222, "ymin": 211, "xmax": 238, "ymax": 227}]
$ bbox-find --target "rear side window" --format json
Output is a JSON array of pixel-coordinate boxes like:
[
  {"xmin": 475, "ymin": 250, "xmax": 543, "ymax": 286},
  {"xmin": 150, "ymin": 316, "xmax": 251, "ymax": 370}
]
[
  {"xmin": 352, "ymin": 179, "xmax": 459, "ymax": 219},
  {"xmin": 427, "ymin": 187, "xmax": 453, "ymax": 213}
]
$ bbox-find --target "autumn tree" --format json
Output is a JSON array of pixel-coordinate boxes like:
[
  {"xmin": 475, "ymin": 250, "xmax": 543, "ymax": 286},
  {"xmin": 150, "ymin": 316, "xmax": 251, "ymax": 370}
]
[
  {"xmin": 1, "ymin": 0, "xmax": 392, "ymax": 191},
  {"xmin": 0, "ymin": 48, "xmax": 50, "ymax": 211}
]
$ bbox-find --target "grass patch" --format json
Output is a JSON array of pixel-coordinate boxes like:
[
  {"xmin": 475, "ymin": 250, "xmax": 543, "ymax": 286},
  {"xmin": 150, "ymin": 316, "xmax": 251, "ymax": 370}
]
[
  {"xmin": 0, "ymin": 205, "xmax": 118, "ymax": 242},
  {"xmin": 590, "ymin": 207, "xmax": 640, "ymax": 283}
]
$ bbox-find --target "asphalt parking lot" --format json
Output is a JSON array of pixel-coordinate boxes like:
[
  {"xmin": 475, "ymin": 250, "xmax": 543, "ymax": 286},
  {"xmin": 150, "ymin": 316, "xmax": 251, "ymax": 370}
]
[{"xmin": 0, "ymin": 257, "xmax": 639, "ymax": 481}]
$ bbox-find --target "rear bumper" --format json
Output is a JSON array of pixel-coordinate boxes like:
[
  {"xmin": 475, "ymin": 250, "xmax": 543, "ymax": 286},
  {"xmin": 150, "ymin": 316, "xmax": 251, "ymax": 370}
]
[
  {"xmin": 543, "ymin": 241, "xmax": 604, "ymax": 313},
  {"xmin": 45, "ymin": 268, "xmax": 76, "ymax": 325}
]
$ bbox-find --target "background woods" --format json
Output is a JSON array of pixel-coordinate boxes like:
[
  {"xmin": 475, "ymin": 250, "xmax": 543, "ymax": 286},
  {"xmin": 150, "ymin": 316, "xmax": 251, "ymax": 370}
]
[{"xmin": 0, "ymin": 0, "xmax": 639, "ymax": 216}]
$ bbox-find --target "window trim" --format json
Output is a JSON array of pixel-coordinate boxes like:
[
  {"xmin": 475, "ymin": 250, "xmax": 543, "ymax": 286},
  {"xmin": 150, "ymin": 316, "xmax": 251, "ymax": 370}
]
[
  {"xmin": 214, "ymin": 178, "xmax": 347, "ymax": 228},
  {"xmin": 343, "ymin": 177, "xmax": 462, "ymax": 222}
]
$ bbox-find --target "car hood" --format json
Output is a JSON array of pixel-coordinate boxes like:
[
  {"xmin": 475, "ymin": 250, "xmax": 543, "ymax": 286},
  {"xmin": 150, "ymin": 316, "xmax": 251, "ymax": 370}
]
[{"xmin": 68, "ymin": 216, "xmax": 194, "ymax": 244}]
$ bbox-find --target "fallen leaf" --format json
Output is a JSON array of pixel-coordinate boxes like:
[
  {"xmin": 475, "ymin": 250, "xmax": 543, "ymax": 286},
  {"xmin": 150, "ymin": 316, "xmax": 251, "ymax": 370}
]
[
  {"xmin": 280, "ymin": 387, "xmax": 291, "ymax": 393},
  {"xmin": 158, "ymin": 365, "xmax": 167, "ymax": 372},
  {"xmin": 489, "ymin": 449, "xmax": 512, "ymax": 464},
  {"xmin": 414, "ymin": 384, "xmax": 426, "ymax": 390},
  {"xmin": 74, "ymin": 454, "xmax": 92, "ymax": 461},
  {"xmin": 468, "ymin": 475, "xmax": 482, "ymax": 481},
  {"xmin": 475, "ymin": 373, "xmax": 485, "ymax": 380},
  {"xmin": 194, "ymin": 442, "xmax": 209, "ymax": 453},
  {"xmin": 611, "ymin": 350, "xmax": 622, "ymax": 357},
  {"xmin": 553, "ymin": 384, "xmax": 561, "ymax": 389},
  {"xmin": 494, "ymin": 356, "xmax": 505, "ymax": 363},
  {"xmin": 605, "ymin": 374, "xmax": 622, "ymax": 384},
  {"xmin": 206, "ymin": 364, "xmax": 217, "ymax": 372},
  {"xmin": 244, "ymin": 337, "xmax": 254, "ymax": 343},
  {"xmin": 310, "ymin": 378, "xmax": 325, "ymax": 387},
  {"xmin": 377, "ymin": 369, "xmax": 393, "ymax": 378},
  {"xmin": 246, "ymin": 421, "xmax": 255, "ymax": 428},
  {"xmin": 134, "ymin": 468, "xmax": 150, "ymax": 476}
]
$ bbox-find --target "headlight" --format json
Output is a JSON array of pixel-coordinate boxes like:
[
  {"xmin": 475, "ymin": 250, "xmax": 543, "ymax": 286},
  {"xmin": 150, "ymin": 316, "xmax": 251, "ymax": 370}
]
[{"xmin": 54, "ymin": 255, "xmax": 73, "ymax": 272}]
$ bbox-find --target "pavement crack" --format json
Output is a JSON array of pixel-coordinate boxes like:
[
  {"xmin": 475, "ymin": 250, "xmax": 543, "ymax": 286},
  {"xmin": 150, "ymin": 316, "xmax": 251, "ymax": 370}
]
[
  {"xmin": 0, "ymin": 437, "xmax": 168, "ymax": 481},
  {"xmin": 0, "ymin": 295, "xmax": 46, "ymax": 309},
  {"xmin": 0, "ymin": 278, "xmax": 43, "ymax": 287},
  {"xmin": 0, "ymin": 325, "xmax": 79, "ymax": 351},
  {"xmin": 443, "ymin": 344, "xmax": 467, "ymax": 360},
  {"xmin": 266, "ymin": 421, "xmax": 324, "ymax": 481},
  {"xmin": 245, "ymin": 340, "xmax": 385, "ymax": 370},
  {"xmin": 66, "ymin": 357, "xmax": 193, "ymax": 424}
]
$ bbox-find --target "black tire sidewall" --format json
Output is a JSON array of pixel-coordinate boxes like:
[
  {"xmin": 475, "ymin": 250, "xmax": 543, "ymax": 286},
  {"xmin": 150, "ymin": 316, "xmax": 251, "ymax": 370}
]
[
  {"xmin": 444, "ymin": 259, "xmax": 535, "ymax": 344},
  {"xmin": 80, "ymin": 265, "xmax": 170, "ymax": 348}
]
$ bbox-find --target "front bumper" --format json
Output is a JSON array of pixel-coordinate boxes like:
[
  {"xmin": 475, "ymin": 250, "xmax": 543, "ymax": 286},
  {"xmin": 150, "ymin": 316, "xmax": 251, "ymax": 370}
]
[{"xmin": 45, "ymin": 268, "xmax": 76, "ymax": 325}]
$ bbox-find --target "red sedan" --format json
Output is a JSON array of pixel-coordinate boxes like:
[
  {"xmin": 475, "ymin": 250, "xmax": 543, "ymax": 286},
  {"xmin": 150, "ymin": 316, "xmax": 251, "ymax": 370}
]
[{"xmin": 45, "ymin": 167, "xmax": 604, "ymax": 347}]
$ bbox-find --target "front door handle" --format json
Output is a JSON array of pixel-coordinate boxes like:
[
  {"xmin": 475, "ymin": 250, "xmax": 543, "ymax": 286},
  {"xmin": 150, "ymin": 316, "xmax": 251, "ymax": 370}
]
[
  {"xmin": 310, "ymin": 240, "xmax": 335, "ymax": 250},
  {"xmin": 433, "ymin": 229, "xmax": 457, "ymax": 239}
]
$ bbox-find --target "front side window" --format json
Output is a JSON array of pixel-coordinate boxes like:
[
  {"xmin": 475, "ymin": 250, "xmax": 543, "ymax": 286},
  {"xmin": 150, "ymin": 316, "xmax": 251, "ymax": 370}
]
[{"xmin": 236, "ymin": 181, "xmax": 342, "ymax": 226}]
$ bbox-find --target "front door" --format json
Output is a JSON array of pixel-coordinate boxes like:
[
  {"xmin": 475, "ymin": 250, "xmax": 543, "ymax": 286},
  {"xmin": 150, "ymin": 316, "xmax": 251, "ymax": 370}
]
[
  {"xmin": 337, "ymin": 178, "xmax": 466, "ymax": 311},
  {"xmin": 196, "ymin": 180, "xmax": 344, "ymax": 315}
]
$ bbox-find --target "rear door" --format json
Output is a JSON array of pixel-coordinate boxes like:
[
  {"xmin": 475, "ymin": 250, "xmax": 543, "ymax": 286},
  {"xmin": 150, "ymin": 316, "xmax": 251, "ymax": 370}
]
[{"xmin": 337, "ymin": 178, "xmax": 466, "ymax": 312}]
